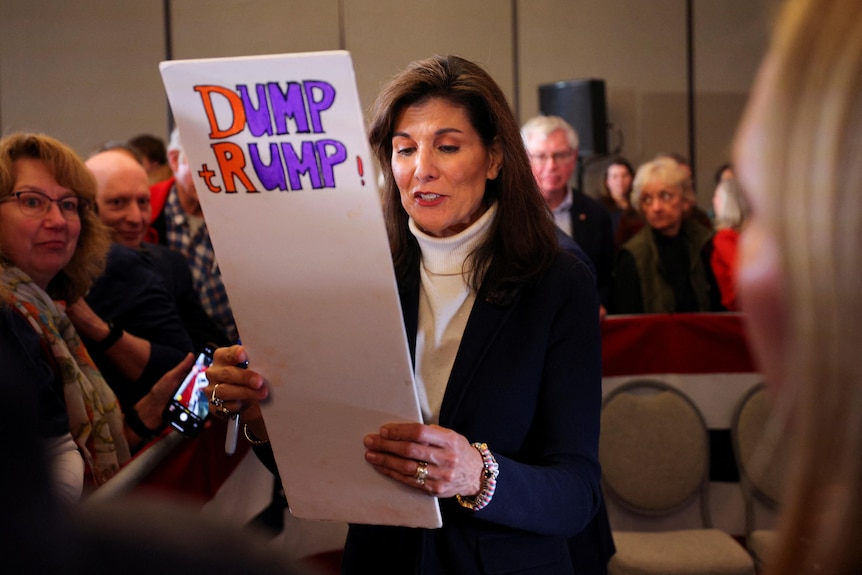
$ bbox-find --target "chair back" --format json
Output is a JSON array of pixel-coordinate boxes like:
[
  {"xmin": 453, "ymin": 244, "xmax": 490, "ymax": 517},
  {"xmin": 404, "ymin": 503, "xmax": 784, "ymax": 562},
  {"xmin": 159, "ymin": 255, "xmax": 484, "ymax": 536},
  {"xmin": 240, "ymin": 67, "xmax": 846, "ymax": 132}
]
[
  {"xmin": 600, "ymin": 379, "xmax": 712, "ymax": 525},
  {"xmin": 731, "ymin": 383, "xmax": 789, "ymax": 535}
]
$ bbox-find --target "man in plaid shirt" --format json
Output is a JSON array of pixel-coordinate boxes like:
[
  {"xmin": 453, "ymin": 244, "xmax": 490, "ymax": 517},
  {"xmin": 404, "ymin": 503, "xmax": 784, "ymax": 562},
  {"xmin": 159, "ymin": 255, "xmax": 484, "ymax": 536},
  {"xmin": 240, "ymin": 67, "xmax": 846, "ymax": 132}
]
[{"xmin": 147, "ymin": 129, "xmax": 238, "ymax": 343}]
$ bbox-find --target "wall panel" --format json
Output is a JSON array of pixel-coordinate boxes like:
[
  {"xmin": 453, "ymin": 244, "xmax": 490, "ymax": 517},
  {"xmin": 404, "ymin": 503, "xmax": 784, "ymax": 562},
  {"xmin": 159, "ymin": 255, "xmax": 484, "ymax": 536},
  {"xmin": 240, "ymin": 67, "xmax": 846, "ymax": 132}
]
[
  {"xmin": 517, "ymin": 0, "xmax": 689, "ymax": 197},
  {"xmin": 170, "ymin": 0, "xmax": 339, "ymax": 59},
  {"xmin": 344, "ymin": 0, "xmax": 514, "ymax": 119},
  {"xmin": 0, "ymin": 0, "xmax": 167, "ymax": 155},
  {"xmin": 693, "ymin": 0, "xmax": 770, "ymax": 201}
]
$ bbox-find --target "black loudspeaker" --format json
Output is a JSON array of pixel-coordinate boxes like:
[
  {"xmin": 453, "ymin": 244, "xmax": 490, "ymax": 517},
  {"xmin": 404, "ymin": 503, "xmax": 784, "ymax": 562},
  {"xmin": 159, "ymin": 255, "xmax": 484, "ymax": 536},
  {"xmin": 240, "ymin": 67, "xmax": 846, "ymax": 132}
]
[{"xmin": 538, "ymin": 79, "xmax": 608, "ymax": 157}]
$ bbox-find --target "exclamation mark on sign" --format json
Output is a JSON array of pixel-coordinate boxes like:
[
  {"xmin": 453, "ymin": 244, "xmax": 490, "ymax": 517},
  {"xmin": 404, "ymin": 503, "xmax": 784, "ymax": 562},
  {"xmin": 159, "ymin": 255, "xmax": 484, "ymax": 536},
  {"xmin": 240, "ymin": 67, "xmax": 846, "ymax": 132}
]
[{"xmin": 357, "ymin": 156, "xmax": 365, "ymax": 186}]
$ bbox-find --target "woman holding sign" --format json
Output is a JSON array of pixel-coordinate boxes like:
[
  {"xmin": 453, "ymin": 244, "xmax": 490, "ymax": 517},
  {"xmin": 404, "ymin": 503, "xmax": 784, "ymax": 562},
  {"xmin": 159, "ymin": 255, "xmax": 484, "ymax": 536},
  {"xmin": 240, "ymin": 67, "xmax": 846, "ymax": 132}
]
[{"xmin": 207, "ymin": 55, "xmax": 612, "ymax": 574}]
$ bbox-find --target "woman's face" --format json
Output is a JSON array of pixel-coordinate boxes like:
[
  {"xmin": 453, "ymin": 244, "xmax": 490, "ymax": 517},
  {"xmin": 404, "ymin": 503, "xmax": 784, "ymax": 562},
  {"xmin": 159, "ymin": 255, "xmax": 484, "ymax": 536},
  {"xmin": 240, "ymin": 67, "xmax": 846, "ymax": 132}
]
[
  {"xmin": 733, "ymin": 57, "xmax": 787, "ymax": 392},
  {"xmin": 0, "ymin": 158, "xmax": 82, "ymax": 289},
  {"xmin": 606, "ymin": 164, "xmax": 633, "ymax": 206},
  {"xmin": 638, "ymin": 179, "xmax": 688, "ymax": 237},
  {"xmin": 391, "ymin": 98, "xmax": 502, "ymax": 237}
]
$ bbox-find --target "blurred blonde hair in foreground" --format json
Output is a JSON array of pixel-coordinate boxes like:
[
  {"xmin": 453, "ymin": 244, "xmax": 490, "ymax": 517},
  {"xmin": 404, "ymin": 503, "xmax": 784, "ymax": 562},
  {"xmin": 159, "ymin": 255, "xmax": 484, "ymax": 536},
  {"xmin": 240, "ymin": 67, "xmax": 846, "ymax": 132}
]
[{"xmin": 733, "ymin": 0, "xmax": 862, "ymax": 573}]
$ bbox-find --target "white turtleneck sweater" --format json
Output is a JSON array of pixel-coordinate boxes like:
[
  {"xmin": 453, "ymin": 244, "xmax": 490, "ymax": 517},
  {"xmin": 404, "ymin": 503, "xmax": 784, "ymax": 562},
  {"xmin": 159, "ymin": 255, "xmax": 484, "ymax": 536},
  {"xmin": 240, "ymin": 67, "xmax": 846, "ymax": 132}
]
[{"xmin": 408, "ymin": 203, "xmax": 497, "ymax": 424}]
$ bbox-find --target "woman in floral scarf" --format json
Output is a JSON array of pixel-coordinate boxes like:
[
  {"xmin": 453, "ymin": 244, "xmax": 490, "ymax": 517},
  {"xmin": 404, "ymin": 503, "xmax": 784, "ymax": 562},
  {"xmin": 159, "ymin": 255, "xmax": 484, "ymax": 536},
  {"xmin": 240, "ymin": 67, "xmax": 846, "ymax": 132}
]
[{"xmin": 0, "ymin": 133, "xmax": 189, "ymax": 490}]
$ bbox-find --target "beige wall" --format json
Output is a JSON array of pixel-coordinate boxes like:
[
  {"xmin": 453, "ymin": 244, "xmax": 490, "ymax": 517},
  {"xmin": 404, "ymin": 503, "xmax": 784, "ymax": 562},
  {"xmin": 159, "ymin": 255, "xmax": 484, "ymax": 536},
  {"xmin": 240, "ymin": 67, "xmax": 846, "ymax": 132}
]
[
  {"xmin": 0, "ymin": 0, "xmax": 167, "ymax": 156},
  {"xmin": 0, "ymin": 0, "xmax": 770, "ymax": 206},
  {"xmin": 693, "ymin": 0, "xmax": 772, "ymax": 193},
  {"xmin": 346, "ymin": 0, "xmax": 515, "ymax": 121}
]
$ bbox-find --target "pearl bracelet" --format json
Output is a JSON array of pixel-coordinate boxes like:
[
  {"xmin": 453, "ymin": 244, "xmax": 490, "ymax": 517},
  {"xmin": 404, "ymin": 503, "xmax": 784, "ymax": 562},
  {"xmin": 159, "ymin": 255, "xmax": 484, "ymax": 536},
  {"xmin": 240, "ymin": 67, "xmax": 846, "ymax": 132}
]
[{"xmin": 456, "ymin": 442, "xmax": 499, "ymax": 511}]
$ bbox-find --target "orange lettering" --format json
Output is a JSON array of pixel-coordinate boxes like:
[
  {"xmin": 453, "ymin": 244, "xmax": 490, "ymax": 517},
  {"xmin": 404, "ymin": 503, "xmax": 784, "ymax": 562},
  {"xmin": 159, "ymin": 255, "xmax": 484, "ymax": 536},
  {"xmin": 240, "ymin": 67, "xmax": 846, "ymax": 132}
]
[
  {"xmin": 194, "ymin": 85, "xmax": 246, "ymax": 138},
  {"xmin": 211, "ymin": 142, "xmax": 257, "ymax": 193}
]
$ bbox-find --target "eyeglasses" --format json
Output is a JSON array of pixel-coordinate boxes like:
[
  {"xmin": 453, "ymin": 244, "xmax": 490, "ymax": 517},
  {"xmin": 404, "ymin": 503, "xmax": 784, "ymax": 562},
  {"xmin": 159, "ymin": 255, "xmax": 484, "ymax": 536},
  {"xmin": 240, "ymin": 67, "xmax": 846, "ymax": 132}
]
[
  {"xmin": 1, "ymin": 190, "xmax": 90, "ymax": 220},
  {"xmin": 528, "ymin": 150, "xmax": 575, "ymax": 164}
]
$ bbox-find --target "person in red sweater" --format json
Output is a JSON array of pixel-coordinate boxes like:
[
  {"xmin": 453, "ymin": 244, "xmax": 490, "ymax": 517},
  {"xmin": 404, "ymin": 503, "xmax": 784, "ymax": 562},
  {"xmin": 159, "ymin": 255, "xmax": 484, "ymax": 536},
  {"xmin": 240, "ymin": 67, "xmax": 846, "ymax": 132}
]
[{"xmin": 710, "ymin": 177, "xmax": 749, "ymax": 311}]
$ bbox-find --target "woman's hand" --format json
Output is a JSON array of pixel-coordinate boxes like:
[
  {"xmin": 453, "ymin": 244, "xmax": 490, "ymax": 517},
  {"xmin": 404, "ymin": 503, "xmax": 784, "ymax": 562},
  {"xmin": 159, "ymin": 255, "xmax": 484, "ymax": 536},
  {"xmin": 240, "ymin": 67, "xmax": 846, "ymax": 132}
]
[
  {"xmin": 121, "ymin": 353, "xmax": 192, "ymax": 449},
  {"xmin": 203, "ymin": 345, "xmax": 269, "ymax": 438},
  {"xmin": 134, "ymin": 353, "xmax": 194, "ymax": 431},
  {"xmin": 363, "ymin": 423, "xmax": 484, "ymax": 498}
]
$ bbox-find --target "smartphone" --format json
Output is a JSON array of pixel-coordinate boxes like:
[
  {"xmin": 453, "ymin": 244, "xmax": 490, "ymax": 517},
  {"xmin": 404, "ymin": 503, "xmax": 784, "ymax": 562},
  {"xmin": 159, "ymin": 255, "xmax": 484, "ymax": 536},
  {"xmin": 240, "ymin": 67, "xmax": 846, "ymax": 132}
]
[{"xmin": 163, "ymin": 344, "xmax": 216, "ymax": 438}]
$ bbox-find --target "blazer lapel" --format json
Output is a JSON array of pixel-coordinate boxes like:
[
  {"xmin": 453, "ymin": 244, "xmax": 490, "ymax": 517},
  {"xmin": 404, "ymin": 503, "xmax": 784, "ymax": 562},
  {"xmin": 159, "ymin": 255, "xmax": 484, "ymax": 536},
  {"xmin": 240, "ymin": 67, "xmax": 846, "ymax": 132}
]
[
  {"xmin": 398, "ymin": 278, "xmax": 420, "ymax": 368},
  {"xmin": 438, "ymin": 295, "xmax": 517, "ymax": 427},
  {"xmin": 399, "ymin": 267, "xmax": 522, "ymax": 428}
]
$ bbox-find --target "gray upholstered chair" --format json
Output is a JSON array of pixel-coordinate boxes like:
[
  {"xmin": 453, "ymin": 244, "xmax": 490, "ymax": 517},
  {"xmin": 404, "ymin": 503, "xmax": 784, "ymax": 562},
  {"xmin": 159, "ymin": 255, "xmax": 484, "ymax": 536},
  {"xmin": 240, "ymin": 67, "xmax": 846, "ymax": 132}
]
[
  {"xmin": 600, "ymin": 379, "xmax": 755, "ymax": 575},
  {"xmin": 731, "ymin": 383, "xmax": 787, "ymax": 570}
]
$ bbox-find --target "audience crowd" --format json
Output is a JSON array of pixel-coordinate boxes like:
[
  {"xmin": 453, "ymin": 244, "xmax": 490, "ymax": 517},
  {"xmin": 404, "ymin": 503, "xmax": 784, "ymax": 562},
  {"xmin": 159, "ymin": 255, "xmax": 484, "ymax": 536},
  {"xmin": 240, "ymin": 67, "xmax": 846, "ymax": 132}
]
[{"xmin": 0, "ymin": 121, "xmax": 742, "ymax": 488}]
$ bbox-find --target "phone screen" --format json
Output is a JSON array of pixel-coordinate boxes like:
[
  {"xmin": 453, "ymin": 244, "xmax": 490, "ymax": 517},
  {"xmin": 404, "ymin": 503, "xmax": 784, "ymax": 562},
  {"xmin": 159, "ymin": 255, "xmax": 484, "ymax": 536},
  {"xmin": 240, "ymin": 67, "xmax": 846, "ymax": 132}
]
[{"xmin": 163, "ymin": 345, "xmax": 215, "ymax": 437}]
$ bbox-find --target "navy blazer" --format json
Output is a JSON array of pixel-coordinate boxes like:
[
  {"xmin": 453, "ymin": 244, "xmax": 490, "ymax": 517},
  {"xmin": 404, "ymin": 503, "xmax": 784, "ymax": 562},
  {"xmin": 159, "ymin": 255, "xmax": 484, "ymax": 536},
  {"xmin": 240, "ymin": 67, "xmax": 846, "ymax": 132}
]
[
  {"xmin": 139, "ymin": 242, "xmax": 231, "ymax": 349},
  {"xmin": 567, "ymin": 190, "xmax": 615, "ymax": 308},
  {"xmin": 1, "ymin": 306, "xmax": 68, "ymax": 439},
  {"xmin": 343, "ymin": 248, "xmax": 610, "ymax": 574},
  {"xmin": 85, "ymin": 244, "xmax": 194, "ymax": 409}
]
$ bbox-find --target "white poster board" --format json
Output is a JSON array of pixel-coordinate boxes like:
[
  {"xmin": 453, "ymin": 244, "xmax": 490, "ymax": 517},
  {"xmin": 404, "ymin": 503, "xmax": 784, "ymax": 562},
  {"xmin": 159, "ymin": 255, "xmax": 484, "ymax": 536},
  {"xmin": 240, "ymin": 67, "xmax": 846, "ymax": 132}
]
[{"xmin": 160, "ymin": 51, "xmax": 441, "ymax": 528}]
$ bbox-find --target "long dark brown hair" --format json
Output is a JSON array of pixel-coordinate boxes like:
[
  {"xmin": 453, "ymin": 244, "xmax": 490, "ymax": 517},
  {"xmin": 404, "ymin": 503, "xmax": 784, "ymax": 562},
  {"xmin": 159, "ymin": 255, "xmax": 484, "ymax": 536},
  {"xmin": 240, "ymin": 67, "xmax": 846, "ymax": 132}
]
[{"xmin": 368, "ymin": 55, "xmax": 558, "ymax": 300}]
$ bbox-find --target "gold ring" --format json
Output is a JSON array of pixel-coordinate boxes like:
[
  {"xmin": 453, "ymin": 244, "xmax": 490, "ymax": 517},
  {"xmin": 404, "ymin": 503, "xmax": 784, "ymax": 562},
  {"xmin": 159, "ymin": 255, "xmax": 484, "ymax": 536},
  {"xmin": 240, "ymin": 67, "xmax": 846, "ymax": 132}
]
[
  {"xmin": 220, "ymin": 406, "xmax": 232, "ymax": 417},
  {"xmin": 414, "ymin": 461, "xmax": 428, "ymax": 485},
  {"xmin": 211, "ymin": 383, "xmax": 224, "ymax": 407}
]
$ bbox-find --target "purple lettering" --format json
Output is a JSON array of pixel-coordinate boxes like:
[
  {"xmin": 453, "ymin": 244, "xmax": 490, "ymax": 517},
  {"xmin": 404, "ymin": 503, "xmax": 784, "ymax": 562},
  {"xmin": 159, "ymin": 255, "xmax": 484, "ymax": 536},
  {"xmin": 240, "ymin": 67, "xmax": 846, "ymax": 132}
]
[
  {"xmin": 281, "ymin": 141, "xmax": 321, "ymax": 190},
  {"xmin": 268, "ymin": 82, "xmax": 309, "ymax": 134},
  {"xmin": 303, "ymin": 81, "xmax": 336, "ymax": 133},
  {"xmin": 237, "ymin": 84, "xmax": 273, "ymax": 137},
  {"xmin": 315, "ymin": 139, "xmax": 347, "ymax": 188},
  {"xmin": 248, "ymin": 143, "xmax": 287, "ymax": 190}
]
